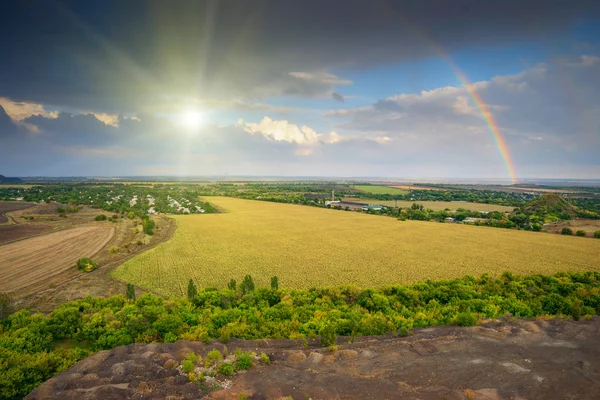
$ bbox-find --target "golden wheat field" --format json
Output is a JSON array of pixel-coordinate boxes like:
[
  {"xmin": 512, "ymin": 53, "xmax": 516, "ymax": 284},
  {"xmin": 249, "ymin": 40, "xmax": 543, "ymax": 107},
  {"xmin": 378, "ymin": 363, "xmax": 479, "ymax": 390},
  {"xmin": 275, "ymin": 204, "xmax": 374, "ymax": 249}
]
[
  {"xmin": 112, "ymin": 197, "xmax": 600, "ymax": 297},
  {"xmin": 343, "ymin": 198, "xmax": 515, "ymax": 212}
]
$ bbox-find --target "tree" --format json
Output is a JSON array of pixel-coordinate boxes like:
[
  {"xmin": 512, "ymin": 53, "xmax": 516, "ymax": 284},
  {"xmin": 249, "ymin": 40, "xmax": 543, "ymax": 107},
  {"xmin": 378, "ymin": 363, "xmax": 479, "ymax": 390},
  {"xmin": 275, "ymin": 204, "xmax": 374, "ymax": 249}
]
[
  {"xmin": 241, "ymin": 275, "xmax": 255, "ymax": 294},
  {"xmin": 561, "ymin": 227, "xmax": 574, "ymax": 235},
  {"xmin": 126, "ymin": 283, "xmax": 136, "ymax": 300},
  {"xmin": 270, "ymin": 276, "xmax": 279, "ymax": 290},
  {"xmin": 0, "ymin": 292, "xmax": 13, "ymax": 319},
  {"xmin": 187, "ymin": 279, "xmax": 197, "ymax": 301},
  {"xmin": 227, "ymin": 279, "xmax": 236, "ymax": 291}
]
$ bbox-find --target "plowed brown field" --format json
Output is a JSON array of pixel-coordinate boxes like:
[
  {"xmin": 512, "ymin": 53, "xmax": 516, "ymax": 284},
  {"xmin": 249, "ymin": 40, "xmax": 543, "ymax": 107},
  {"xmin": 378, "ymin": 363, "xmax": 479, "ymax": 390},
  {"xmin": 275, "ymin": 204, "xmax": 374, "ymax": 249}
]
[{"xmin": 0, "ymin": 226, "xmax": 115, "ymax": 293}]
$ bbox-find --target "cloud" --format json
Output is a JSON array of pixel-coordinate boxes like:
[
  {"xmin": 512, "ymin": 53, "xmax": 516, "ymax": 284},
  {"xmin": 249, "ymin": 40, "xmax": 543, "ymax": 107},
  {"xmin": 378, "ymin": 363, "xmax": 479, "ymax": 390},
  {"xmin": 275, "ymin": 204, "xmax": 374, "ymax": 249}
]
[
  {"xmin": 1, "ymin": 53, "xmax": 599, "ymax": 179},
  {"xmin": 327, "ymin": 55, "xmax": 600, "ymax": 174},
  {"xmin": 1, "ymin": 1, "xmax": 599, "ymax": 112},
  {"xmin": 0, "ymin": 97, "xmax": 58, "ymax": 121},
  {"xmin": 243, "ymin": 116, "xmax": 341, "ymax": 146}
]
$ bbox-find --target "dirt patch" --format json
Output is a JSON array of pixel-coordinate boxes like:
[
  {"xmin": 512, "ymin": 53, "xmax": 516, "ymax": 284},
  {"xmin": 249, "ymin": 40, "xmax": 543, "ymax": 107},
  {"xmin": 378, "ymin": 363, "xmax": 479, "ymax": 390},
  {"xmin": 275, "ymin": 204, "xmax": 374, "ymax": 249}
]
[
  {"xmin": 0, "ymin": 201, "xmax": 36, "ymax": 223},
  {"xmin": 26, "ymin": 317, "xmax": 600, "ymax": 400},
  {"xmin": 15, "ymin": 215, "xmax": 178, "ymax": 312},
  {"xmin": 0, "ymin": 226, "xmax": 115, "ymax": 294},
  {"xmin": 0, "ymin": 224, "xmax": 53, "ymax": 245}
]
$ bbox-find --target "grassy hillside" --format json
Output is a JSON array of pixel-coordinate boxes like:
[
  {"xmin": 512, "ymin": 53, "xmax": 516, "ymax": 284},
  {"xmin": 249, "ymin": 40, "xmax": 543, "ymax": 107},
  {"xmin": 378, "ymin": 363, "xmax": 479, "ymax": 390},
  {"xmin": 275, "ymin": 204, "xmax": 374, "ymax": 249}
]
[
  {"xmin": 524, "ymin": 193, "xmax": 578, "ymax": 216},
  {"xmin": 112, "ymin": 197, "xmax": 600, "ymax": 297}
]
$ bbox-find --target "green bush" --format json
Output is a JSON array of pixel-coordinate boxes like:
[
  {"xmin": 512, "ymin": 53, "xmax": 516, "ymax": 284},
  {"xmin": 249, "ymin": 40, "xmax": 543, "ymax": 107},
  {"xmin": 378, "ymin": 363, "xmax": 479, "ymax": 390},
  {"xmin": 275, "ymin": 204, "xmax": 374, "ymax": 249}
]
[
  {"xmin": 454, "ymin": 312, "xmax": 477, "ymax": 327},
  {"xmin": 218, "ymin": 362, "xmax": 234, "ymax": 376},
  {"xmin": 205, "ymin": 349, "xmax": 222, "ymax": 367},
  {"xmin": 76, "ymin": 258, "xmax": 98, "ymax": 273},
  {"xmin": 561, "ymin": 227, "xmax": 574, "ymax": 235},
  {"xmin": 575, "ymin": 230, "xmax": 586, "ymax": 237},
  {"xmin": 397, "ymin": 326, "xmax": 410, "ymax": 337},
  {"xmin": 236, "ymin": 352, "xmax": 253, "ymax": 370},
  {"xmin": 4, "ymin": 272, "xmax": 600, "ymax": 398},
  {"xmin": 182, "ymin": 359, "xmax": 195, "ymax": 373},
  {"xmin": 320, "ymin": 324, "xmax": 337, "ymax": 347},
  {"xmin": 594, "ymin": 230, "xmax": 600, "ymax": 239},
  {"xmin": 95, "ymin": 214, "xmax": 107, "ymax": 221},
  {"xmin": 260, "ymin": 352, "xmax": 270, "ymax": 364}
]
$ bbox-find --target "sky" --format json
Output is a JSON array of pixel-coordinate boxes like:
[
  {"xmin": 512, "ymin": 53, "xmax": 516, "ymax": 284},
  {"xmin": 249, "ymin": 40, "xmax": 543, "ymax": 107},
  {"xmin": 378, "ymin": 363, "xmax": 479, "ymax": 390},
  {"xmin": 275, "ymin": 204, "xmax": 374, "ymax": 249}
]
[{"xmin": 1, "ymin": 0, "xmax": 600, "ymax": 181}]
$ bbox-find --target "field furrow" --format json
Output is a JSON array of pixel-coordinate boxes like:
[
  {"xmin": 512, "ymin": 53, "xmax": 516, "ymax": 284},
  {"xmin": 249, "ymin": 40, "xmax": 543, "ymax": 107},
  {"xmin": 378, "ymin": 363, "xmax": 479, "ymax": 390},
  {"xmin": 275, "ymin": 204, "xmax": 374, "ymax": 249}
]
[{"xmin": 0, "ymin": 226, "xmax": 115, "ymax": 292}]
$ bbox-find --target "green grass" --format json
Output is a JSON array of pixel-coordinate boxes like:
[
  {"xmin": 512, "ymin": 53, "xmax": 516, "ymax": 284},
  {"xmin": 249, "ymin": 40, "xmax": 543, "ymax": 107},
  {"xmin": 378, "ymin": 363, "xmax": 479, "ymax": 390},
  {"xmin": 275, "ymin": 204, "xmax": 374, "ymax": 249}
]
[
  {"xmin": 112, "ymin": 197, "xmax": 600, "ymax": 297},
  {"xmin": 352, "ymin": 185, "xmax": 409, "ymax": 195}
]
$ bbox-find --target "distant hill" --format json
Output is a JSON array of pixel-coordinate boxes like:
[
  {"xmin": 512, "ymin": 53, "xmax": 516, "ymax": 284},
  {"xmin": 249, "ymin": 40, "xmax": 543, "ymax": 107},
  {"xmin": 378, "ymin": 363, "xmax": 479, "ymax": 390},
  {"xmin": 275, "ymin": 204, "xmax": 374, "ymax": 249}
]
[
  {"xmin": 0, "ymin": 175, "xmax": 24, "ymax": 184},
  {"xmin": 523, "ymin": 193, "xmax": 578, "ymax": 217}
]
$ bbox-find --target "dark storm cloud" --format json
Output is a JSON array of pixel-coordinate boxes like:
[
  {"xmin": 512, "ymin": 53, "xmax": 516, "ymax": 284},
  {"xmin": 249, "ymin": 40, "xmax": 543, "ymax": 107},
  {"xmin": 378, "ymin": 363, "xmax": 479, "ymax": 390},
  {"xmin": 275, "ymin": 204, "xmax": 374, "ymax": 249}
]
[{"xmin": 2, "ymin": 0, "xmax": 600, "ymax": 112}]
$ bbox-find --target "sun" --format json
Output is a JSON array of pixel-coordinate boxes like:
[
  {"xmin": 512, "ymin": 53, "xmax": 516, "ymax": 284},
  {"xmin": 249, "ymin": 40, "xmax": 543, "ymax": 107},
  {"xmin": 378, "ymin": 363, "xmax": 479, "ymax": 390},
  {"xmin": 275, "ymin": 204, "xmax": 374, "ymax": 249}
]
[{"xmin": 178, "ymin": 109, "xmax": 204, "ymax": 129}]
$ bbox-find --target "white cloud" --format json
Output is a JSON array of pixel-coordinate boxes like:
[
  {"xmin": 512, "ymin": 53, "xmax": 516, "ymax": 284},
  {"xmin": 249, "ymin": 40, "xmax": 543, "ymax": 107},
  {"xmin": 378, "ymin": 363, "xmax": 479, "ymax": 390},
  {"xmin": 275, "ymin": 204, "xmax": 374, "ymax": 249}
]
[
  {"xmin": 243, "ymin": 116, "xmax": 342, "ymax": 147},
  {"xmin": 0, "ymin": 97, "xmax": 58, "ymax": 121}
]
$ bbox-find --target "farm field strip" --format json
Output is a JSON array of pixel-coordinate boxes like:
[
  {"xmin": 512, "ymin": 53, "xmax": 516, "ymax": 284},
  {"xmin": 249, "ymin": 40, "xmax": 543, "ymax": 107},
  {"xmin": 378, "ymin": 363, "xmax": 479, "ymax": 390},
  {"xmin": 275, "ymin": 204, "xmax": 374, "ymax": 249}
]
[
  {"xmin": 113, "ymin": 197, "xmax": 600, "ymax": 297},
  {"xmin": 352, "ymin": 185, "xmax": 409, "ymax": 195},
  {"xmin": 0, "ymin": 226, "xmax": 115, "ymax": 293},
  {"xmin": 342, "ymin": 198, "xmax": 515, "ymax": 212},
  {"xmin": 389, "ymin": 185, "xmax": 446, "ymax": 191}
]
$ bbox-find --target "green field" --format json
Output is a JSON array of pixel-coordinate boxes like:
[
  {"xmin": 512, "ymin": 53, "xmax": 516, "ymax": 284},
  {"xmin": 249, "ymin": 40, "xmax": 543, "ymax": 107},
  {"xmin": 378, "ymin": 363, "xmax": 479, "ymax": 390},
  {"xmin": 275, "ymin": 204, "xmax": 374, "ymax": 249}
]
[
  {"xmin": 343, "ymin": 197, "xmax": 515, "ymax": 212},
  {"xmin": 352, "ymin": 185, "xmax": 409, "ymax": 195},
  {"xmin": 112, "ymin": 197, "xmax": 600, "ymax": 297}
]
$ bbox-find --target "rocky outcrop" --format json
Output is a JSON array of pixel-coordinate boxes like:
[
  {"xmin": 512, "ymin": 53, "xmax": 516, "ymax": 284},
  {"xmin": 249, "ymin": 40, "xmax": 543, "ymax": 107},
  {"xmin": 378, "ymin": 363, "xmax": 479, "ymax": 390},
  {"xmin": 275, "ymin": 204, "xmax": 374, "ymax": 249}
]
[{"xmin": 27, "ymin": 317, "xmax": 600, "ymax": 399}]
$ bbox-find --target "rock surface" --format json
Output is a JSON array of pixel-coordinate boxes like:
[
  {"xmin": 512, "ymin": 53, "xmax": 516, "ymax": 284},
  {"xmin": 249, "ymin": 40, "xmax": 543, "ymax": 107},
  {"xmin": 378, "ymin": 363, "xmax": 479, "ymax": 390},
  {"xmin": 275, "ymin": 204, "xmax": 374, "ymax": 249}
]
[{"xmin": 26, "ymin": 317, "xmax": 600, "ymax": 399}]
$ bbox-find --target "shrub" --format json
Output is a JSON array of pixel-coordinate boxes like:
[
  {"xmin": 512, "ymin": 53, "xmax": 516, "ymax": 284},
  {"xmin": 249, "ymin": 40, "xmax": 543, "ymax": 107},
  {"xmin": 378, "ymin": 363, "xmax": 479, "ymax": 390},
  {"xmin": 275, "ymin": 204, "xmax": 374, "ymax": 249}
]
[
  {"xmin": 561, "ymin": 227, "xmax": 573, "ymax": 235},
  {"xmin": 182, "ymin": 359, "xmax": 195, "ymax": 373},
  {"xmin": 218, "ymin": 362, "xmax": 234, "ymax": 376},
  {"xmin": 397, "ymin": 326, "xmax": 410, "ymax": 337},
  {"xmin": 95, "ymin": 214, "xmax": 107, "ymax": 221},
  {"xmin": 235, "ymin": 352, "xmax": 253, "ymax": 370},
  {"xmin": 205, "ymin": 349, "xmax": 222, "ymax": 367},
  {"xmin": 136, "ymin": 241, "xmax": 143, "ymax": 246},
  {"xmin": 260, "ymin": 352, "xmax": 270, "ymax": 364},
  {"xmin": 76, "ymin": 258, "xmax": 98, "ymax": 273},
  {"xmin": 454, "ymin": 312, "xmax": 477, "ymax": 326},
  {"xmin": 575, "ymin": 230, "xmax": 586, "ymax": 237},
  {"xmin": 320, "ymin": 324, "xmax": 337, "ymax": 347},
  {"xmin": 109, "ymin": 246, "xmax": 120, "ymax": 254}
]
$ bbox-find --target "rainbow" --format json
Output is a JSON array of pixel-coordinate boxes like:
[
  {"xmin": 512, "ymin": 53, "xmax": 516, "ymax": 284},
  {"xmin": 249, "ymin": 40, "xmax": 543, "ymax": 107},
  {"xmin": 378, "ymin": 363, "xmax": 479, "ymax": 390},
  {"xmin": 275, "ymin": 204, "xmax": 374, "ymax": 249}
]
[
  {"xmin": 449, "ymin": 64, "xmax": 518, "ymax": 183},
  {"xmin": 378, "ymin": 3, "xmax": 518, "ymax": 183}
]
